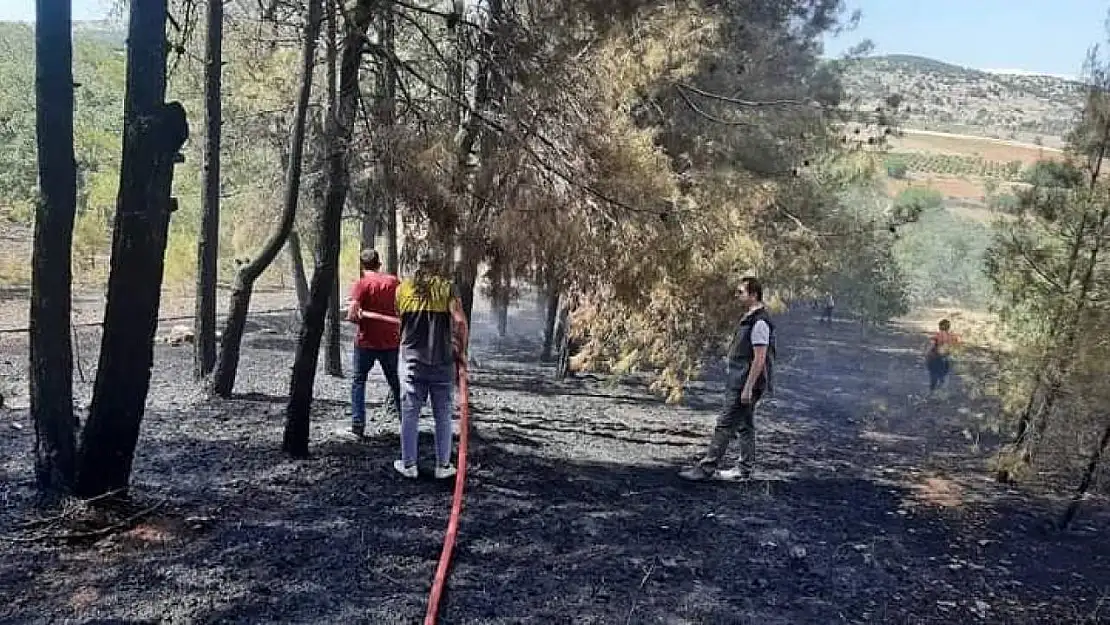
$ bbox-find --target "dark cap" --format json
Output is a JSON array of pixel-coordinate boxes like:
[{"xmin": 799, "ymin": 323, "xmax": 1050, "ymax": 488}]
[{"xmin": 360, "ymin": 248, "xmax": 381, "ymax": 269}]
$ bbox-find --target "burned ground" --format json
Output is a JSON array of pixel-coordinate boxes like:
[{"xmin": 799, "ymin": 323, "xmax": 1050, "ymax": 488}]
[{"xmin": 1, "ymin": 298, "xmax": 1107, "ymax": 624}]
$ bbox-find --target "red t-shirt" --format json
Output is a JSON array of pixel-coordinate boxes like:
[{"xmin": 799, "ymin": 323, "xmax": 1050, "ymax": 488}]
[{"xmin": 350, "ymin": 272, "xmax": 401, "ymax": 350}]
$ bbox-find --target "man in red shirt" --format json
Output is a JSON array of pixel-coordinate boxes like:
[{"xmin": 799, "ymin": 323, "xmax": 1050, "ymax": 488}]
[{"xmin": 345, "ymin": 249, "xmax": 401, "ymax": 438}]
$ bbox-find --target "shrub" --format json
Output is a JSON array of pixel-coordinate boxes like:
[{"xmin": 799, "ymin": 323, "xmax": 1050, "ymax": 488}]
[{"xmin": 886, "ymin": 158, "xmax": 909, "ymax": 179}]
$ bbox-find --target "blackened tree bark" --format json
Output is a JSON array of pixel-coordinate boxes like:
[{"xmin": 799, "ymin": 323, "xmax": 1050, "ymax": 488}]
[
  {"xmin": 360, "ymin": 203, "xmax": 377, "ymax": 251},
  {"xmin": 496, "ymin": 294, "xmax": 509, "ymax": 337},
  {"xmin": 325, "ymin": 272, "xmax": 344, "ymax": 377},
  {"xmin": 286, "ymin": 228, "xmax": 310, "ymax": 318},
  {"xmin": 449, "ymin": 0, "xmax": 504, "ymax": 324},
  {"xmin": 374, "ymin": 7, "xmax": 398, "ymax": 275},
  {"xmin": 385, "ymin": 199, "xmax": 398, "ymax": 274},
  {"xmin": 194, "ymin": 0, "xmax": 224, "ymax": 380},
  {"xmin": 488, "ymin": 249, "xmax": 510, "ymax": 337},
  {"xmin": 540, "ymin": 289, "xmax": 559, "ymax": 362},
  {"xmin": 355, "ymin": 176, "xmax": 377, "ymax": 252},
  {"xmin": 1060, "ymin": 417, "xmax": 1110, "ymax": 529},
  {"xmin": 321, "ymin": 0, "xmax": 344, "ymax": 379},
  {"xmin": 210, "ymin": 0, "xmax": 322, "ymax": 397},
  {"xmin": 30, "ymin": 0, "xmax": 78, "ymax": 496},
  {"xmin": 554, "ymin": 296, "xmax": 572, "ymax": 380},
  {"xmin": 75, "ymin": 0, "xmax": 190, "ymax": 497},
  {"xmin": 284, "ymin": 0, "xmax": 373, "ymax": 456},
  {"xmin": 452, "ymin": 246, "xmax": 475, "ymax": 320}
]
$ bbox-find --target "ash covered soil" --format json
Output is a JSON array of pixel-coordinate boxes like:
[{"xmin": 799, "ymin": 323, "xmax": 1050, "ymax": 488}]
[{"xmin": 1, "ymin": 294, "xmax": 1108, "ymax": 625}]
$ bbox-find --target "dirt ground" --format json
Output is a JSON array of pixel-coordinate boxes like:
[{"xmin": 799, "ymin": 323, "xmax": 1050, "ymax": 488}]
[
  {"xmin": 1, "ymin": 293, "xmax": 1108, "ymax": 625},
  {"xmin": 891, "ymin": 131, "xmax": 1063, "ymax": 165}
]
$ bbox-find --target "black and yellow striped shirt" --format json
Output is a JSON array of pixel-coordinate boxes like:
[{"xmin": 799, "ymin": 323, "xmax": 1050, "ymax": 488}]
[{"xmin": 396, "ymin": 275, "xmax": 457, "ymax": 369}]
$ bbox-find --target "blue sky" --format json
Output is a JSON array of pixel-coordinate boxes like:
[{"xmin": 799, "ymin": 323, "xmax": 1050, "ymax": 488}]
[
  {"xmin": 1, "ymin": 0, "xmax": 115, "ymax": 23},
  {"xmin": 3, "ymin": 0, "xmax": 1108, "ymax": 77},
  {"xmin": 826, "ymin": 0, "xmax": 1109, "ymax": 77}
]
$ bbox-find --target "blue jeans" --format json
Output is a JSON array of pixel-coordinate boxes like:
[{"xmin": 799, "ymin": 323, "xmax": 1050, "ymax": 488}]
[
  {"xmin": 351, "ymin": 347, "xmax": 401, "ymax": 427},
  {"xmin": 399, "ymin": 361, "xmax": 455, "ymax": 466},
  {"xmin": 927, "ymin": 356, "xmax": 950, "ymax": 391}
]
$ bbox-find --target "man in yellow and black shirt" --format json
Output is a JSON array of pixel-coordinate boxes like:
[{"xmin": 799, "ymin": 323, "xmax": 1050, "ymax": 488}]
[{"xmin": 392, "ymin": 249, "xmax": 468, "ymax": 480}]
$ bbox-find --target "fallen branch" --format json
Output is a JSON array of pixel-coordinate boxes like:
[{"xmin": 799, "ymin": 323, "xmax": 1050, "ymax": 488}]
[
  {"xmin": 14, "ymin": 488, "xmax": 126, "ymax": 530},
  {"xmin": 3, "ymin": 499, "xmax": 166, "ymax": 543}
]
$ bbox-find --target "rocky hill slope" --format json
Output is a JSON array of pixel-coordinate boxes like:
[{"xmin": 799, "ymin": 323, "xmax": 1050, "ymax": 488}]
[{"xmin": 839, "ymin": 54, "xmax": 1085, "ymax": 145}]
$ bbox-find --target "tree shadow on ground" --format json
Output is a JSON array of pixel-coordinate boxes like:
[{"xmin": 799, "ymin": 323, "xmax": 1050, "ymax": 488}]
[
  {"xmin": 1, "ymin": 305, "xmax": 1103, "ymax": 624},
  {"xmin": 0, "ymin": 428, "xmax": 455, "ymax": 624},
  {"xmin": 449, "ymin": 436, "xmax": 1110, "ymax": 625},
  {"xmin": 5, "ymin": 422, "xmax": 1104, "ymax": 625},
  {"xmin": 227, "ymin": 391, "xmax": 348, "ymax": 412},
  {"xmin": 472, "ymin": 368, "xmax": 667, "ymax": 408}
]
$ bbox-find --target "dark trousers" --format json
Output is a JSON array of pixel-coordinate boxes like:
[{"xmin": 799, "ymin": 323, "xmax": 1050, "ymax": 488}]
[
  {"xmin": 351, "ymin": 347, "xmax": 401, "ymax": 426},
  {"xmin": 821, "ymin": 306, "xmax": 833, "ymax": 323},
  {"xmin": 701, "ymin": 387, "xmax": 763, "ymax": 471},
  {"xmin": 927, "ymin": 356, "xmax": 950, "ymax": 391}
]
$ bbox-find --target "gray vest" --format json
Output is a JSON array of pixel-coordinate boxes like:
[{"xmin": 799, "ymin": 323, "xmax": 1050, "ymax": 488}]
[{"xmin": 725, "ymin": 307, "xmax": 775, "ymax": 392}]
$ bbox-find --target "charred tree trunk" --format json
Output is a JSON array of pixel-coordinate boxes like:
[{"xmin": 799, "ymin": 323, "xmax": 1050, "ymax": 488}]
[
  {"xmin": 385, "ymin": 202, "xmax": 398, "ymax": 274},
  {"xmin": 455, "ymin": 246, "xmax": 480, "ymax": 323},
  {"xmin": 540, "ymin": 288, "xmax": 559, "ymax": 362},
  {"xmin": 554, "ymin": 301, "xmax": 572, "ymax": 381},
  {"xmin": 375, "ymin": 7, "xmax": 398, "ymax": 275},
  {"xmin": 496, "ymin": 297, "xmax": 509, "ymax": 337},
  {"xmin": 321, "ymin": 0, "xmax": 343, "ymax": 379},
  {"xmin": 30, "ymin": 0, "xmax": 78, "ymax": 496},
  {"xmin": 355, "ymin": 174, "xmax": 378, "ymax": 252},
  {"xmin": 360, "ymin": 202, "xmax": 377, "ymax": 251},
  {"xmin": 286, "ymin": 228, "xmax": 310, "ymax": 318},
  {"xmin": 194, "ymin": 0, "xmax": 223, "ymax": 380},
  {"xmin": 1060, "ymin": 417, "xmax": 1110, "ymax": 529},
  {"xmin": 448, "ymin": 0, "xmax": 465, "ymax": 130},
  {"xmin": 75, "ymin": 0, "xmax": 190, "ymax": 497},
  {"xmin": 283, "ymin": 0, "xmax": 372, "ymax": 456},
  {"xmin": 488, "ymin": 252, "xmax": 509, "ymax": 337},
  {"xmin": 450, "ymin": 0, "xmax": 504, "ymax": 323},
  {"xmin": 210, "ymin": 1, "xmax": 322, "ymax": 397},
  {"xmin": 324, "ymin": 270, "xmax": 344, "ymax": 377}
]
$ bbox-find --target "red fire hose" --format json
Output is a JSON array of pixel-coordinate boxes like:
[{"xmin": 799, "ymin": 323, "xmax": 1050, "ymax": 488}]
[{"xmin": 424, "ymin": 361, "xmax": 471, "ymax": 625}]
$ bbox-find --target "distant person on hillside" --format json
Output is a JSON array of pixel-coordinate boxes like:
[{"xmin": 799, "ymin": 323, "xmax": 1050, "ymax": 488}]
[
  {"xmin": 346, "ymin": 249, "xmax": 402, "ymax": 438},
  {"xmin": 821, "ymin": 292, "xmax": 835, "ymax": 324},
  {"xmin": 925, "ymin": 318, "xmax": 960, "ymax": 392},
  {"xmin": 393, "ymin": 249, "xmax": 468, "ymax": 480},
  {"xmin": 680, "ymin": 276, "xmax": 776, "ymax": 482}
]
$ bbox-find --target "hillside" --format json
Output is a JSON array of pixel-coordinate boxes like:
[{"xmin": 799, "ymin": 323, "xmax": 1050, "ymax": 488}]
[
  {"xmin": 840, "ymin": 54, "xmax": 1085, "ymax": 146},
  {"xmin": 71, "ymin": 20, "xmax": 127, "ymax": 46}
]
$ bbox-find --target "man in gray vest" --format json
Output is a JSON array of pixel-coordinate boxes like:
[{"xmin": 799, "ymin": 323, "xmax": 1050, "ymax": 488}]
[{"xmin": 680, "ymin": 276, "xmax": 775, "ymax": 482}]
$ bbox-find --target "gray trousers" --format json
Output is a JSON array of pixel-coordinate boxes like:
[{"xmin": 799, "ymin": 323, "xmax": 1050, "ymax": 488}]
[
  {"xmin": 399, "ymin": 360, "xmax": 455, "ymax": 466},
  {"xmin": 700, "ymin": 387, "xmax": 763, "ymax": 471}
]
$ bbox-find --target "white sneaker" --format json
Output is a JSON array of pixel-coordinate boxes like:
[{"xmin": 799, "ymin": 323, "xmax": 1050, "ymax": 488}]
[
  {"xmin": 434, "ymin": 464, "xmax": 457, "ymax": 480},
  {"xmin": 717, "ymin": 467, "xmax": 753, "ymax": 481},
  {"xmin": 393, "ymin": 460, "xmax": 418, "ymax": 479}
]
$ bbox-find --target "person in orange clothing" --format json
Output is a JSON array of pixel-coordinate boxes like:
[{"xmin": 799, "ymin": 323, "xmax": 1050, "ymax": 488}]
[{"xmin": 925, "ymin": 318, "xmax": 959, "ymax": 392}]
